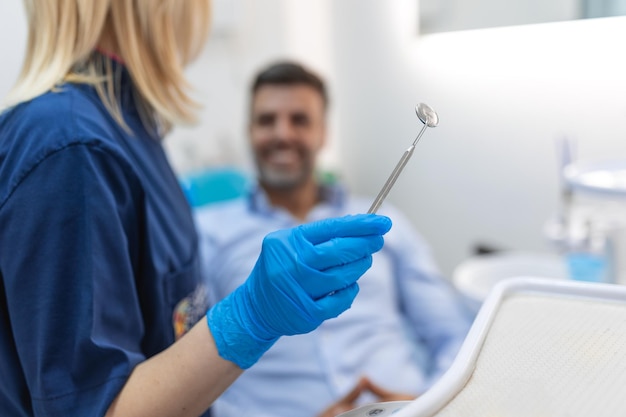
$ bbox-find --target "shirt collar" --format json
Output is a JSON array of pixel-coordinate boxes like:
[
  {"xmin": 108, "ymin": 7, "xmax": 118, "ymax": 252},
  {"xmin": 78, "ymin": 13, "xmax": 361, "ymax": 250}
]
[{"xmin": 247, "ymin": 181, "xmax": 348, "ymax": 218}]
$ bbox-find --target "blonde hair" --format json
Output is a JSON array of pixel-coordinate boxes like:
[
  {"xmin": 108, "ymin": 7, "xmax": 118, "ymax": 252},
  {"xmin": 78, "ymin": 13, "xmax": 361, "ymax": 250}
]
[{"xmin": 5, "ymin": 0, "xmax": 212, "ymax": 133}]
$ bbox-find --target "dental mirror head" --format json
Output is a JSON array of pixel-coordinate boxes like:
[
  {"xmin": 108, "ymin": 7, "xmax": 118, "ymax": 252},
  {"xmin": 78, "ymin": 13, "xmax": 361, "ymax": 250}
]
[{"xmin": 416, "ymin": 102, "xmax": 439, "ymax": 128}]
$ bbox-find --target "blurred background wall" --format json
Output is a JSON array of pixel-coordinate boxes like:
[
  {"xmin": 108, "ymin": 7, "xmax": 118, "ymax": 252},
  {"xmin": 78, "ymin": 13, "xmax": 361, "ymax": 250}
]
[{"xmin": 2, "ymin": 0, "xmax": 626, "ymax": 277}]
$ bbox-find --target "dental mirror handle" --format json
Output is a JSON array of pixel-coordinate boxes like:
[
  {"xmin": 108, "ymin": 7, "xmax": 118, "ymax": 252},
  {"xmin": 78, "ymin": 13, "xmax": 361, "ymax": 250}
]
[{"xmin": 367, "ymin": 124, "xmax": 428, "ymax": 214}]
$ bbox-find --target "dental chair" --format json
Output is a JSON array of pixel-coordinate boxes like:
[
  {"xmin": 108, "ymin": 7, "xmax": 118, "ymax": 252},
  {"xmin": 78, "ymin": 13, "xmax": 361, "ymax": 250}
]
[
  {"xmin": 179, "ymin": 167, "xmax": 250, "ymax": 208},
  {"xmin": 340, "ymin": 277, "xmax": 626, "ymax": 417}
]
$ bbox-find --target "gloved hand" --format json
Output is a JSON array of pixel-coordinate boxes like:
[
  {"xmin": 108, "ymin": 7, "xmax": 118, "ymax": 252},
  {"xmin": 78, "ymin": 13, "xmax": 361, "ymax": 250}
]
[{"xmin": 207, "ymin": 214, "xmax": 392, "ymax": 369}]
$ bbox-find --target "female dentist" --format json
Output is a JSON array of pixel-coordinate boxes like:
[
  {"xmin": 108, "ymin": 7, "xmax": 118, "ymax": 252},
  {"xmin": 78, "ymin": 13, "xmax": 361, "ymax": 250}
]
[{"xmin": 0, "ymin": 1, "xmax": 391, "ymax": 416}]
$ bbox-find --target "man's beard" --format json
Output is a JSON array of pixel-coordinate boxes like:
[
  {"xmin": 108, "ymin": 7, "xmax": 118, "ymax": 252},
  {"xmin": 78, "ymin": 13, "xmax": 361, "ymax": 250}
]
[{"xmin": 255, "ymin": 156, "xmax": 314, "ymax": 191}]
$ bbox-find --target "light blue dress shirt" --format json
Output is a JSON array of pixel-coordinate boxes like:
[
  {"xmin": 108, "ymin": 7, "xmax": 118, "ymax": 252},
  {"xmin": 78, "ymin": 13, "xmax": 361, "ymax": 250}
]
[{"xmin": 194, "ymin": 184, "xmax": 472, "ymax": 417}]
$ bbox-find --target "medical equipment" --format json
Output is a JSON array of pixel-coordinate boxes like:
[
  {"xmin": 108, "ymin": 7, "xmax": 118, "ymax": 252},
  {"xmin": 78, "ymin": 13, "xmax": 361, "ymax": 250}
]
[
  {"xmin": 337, "ymin": 400, "xmax": 412, "ymax": 417},
  {"xmin": 545, "ymin": 156, "xmax": 626, "ymax": 285},
  {"xmin": 338, "ymin": 277, "xmax": 626, "ymax": 417},
  {"xmin": 390, "ymin": 277, "xmax": 626, "ymax": 417},
  {"xmin": 367, "ymin": 103, "xmax": 439, "ymax": 214}
]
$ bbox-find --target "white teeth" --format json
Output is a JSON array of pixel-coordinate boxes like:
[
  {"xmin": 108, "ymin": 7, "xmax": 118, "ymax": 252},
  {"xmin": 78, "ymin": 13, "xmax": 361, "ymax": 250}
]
[{"xmin": 268, "ymin": 149, "xmax": 298, "ymax": 164}]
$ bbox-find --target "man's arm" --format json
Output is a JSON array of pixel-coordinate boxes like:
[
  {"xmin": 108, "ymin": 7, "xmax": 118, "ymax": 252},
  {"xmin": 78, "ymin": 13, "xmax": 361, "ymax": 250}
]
[{"xmin": 387, "ymin": 208, "xmax": 473, "ymax": 381}]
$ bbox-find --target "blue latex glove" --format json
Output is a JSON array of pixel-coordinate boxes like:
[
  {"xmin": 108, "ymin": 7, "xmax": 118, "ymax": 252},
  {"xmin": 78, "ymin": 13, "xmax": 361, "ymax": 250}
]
[{"xmin": 207, "ymin": 214, "xmax": 392, "ymax": 369}]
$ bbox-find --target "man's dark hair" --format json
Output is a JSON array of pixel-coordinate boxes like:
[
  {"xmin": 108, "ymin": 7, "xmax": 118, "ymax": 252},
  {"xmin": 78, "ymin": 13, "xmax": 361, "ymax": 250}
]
[{"xmin": 251, "ymin": 61, "xmax": 329, "ymax": 109}]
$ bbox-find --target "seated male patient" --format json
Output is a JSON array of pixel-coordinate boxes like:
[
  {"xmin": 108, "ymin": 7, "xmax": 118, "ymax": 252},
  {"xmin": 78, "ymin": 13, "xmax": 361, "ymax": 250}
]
[{"xmin": 194, "ymin": 61, "xmax": 472, "ymax": 417}]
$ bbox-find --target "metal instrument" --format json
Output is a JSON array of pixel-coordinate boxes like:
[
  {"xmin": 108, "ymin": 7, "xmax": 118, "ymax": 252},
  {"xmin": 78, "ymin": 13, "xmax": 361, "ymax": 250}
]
[{"xmin": 367, "ymin": 103, "xmax": 439, "ymax": 214}]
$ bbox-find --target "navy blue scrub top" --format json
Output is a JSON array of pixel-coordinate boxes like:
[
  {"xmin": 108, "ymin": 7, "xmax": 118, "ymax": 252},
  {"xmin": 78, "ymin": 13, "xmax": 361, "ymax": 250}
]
[{"xmin": 0, "ymin": 67, "xmax": 208, "ymax": 416}]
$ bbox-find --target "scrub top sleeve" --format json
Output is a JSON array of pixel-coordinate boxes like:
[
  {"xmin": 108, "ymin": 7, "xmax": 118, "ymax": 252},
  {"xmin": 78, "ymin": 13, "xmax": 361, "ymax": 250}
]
[{"xmin": 0, "ymin": 143, "xmax": 145, "ymax": 416}]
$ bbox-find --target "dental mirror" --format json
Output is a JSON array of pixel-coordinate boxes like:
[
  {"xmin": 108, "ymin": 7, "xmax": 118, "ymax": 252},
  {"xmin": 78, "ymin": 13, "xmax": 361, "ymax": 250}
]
[
  {"xmin": 417, "ymin": 102, "xmax": 439, "ymax": 128},
  {"xmin": 367, "ymin": 102, "xmax": 438, "ymax": 214}
]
